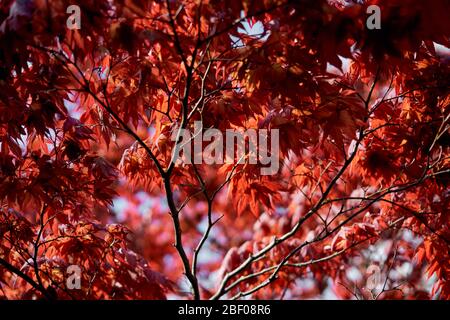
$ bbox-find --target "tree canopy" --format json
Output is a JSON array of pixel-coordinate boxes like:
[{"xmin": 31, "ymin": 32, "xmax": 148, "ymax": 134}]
[{"xmin": 0, "ymin": 0, "xmax": 449, "ymax": 300}]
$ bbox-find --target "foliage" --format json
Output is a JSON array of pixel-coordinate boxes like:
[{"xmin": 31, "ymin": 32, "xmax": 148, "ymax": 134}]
[{"xmin": 0, "ymin": 0, "xmax": 449, "ymax": 300}]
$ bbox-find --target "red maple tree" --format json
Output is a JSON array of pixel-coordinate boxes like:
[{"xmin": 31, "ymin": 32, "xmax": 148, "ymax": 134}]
[{"xmin": 0, "ymin": 0, "xmax": 449, "ymax": 300}]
